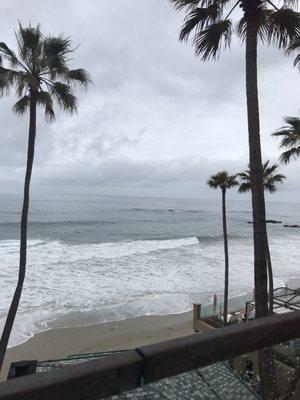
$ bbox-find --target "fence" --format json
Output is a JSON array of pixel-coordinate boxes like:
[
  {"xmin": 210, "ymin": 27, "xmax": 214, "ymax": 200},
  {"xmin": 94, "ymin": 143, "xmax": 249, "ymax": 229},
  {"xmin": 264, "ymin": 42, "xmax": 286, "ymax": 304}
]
[{"xmin": 0, "ymin": 311, "xmax": 299, "ymax": 400}]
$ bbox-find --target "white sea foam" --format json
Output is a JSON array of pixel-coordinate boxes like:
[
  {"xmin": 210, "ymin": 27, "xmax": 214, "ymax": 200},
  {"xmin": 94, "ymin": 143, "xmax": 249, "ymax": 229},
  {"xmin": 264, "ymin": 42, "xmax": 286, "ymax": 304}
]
[{"xmin": 0, "ymin": 235, "xmax": 298, "ymax": 347}]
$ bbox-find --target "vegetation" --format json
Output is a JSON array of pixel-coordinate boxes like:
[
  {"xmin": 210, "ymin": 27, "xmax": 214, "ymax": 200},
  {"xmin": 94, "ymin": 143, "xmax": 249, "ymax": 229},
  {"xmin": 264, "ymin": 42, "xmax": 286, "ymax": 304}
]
[
  {"xmin": 170, "ymin": 1, "xmax": 300, "ymax": 397},
  {"xmin": 238, "ymin": 161, "xmax": 286, "ymax": 314},
  {"xmin": 207, "ymin": 171, "xmax": 238, "ymax": 326},
  {"xmin": 273, "ymin": 117, "xmax": 300, "ymax": 164},
  {"xmin": 0, "ymin": 23, "xmax": 90, "ymax": 373},
  {"xmin": 238, "ymin": 161, "xmax": 286, "ymax": 194},
  {"xmin": 287, "ymin": 36, "xmax": 300, "ymax": 70}
]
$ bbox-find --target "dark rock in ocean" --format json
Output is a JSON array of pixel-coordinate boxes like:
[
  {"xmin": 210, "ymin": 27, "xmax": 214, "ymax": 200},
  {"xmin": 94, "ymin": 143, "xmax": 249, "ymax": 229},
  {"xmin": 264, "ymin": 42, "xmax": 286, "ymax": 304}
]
[
  {"xmin": 246, "ymin": 220, "xmax": 282, "ymax": 224},
  {"xmin": 283, "ymin": 224, "xmax": 300, "ymax": 228}
]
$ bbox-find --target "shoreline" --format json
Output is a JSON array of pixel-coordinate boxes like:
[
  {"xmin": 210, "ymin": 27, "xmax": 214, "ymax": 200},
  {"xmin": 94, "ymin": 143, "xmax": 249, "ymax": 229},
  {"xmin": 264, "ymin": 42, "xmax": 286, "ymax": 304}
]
[{"xmin": 1, "ymin": 310, "xmax": 194, "ymax": 381}]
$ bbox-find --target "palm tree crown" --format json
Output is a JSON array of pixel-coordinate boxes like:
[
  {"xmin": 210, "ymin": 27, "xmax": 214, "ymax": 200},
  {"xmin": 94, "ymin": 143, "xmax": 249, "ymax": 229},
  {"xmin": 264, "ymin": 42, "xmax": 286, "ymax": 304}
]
[
  {"xmin": 170, "ymin": 0, "xmax": 300, "ymax": 60},
  {"xmin": 0, "ymin": 23, "xmax": 91, "ymax": 118},
  {"xmin": 238, "ymin": 160, "xmax": 286, "ymax": 193},
  {"xmin": 272, "ymin": 116, "xmax": 300, "ymax": 163},
  {"xmin": 207, "ymin": 170, "xmax": 239, "ymax": 191}
]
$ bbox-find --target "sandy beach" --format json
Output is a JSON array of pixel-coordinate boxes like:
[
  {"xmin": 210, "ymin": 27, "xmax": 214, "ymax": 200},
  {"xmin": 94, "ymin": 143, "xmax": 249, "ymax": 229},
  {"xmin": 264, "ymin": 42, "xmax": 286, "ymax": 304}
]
[{"xmin": 1, "ymin": 311, "xmax": 194, "ymax": 381}]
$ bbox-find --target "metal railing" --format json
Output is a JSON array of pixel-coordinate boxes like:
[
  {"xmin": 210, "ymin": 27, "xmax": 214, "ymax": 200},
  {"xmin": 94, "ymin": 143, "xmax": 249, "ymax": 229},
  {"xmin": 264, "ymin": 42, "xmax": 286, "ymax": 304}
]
[{"xmin": 0, "ymin": 311, "xmax": 299, "ymax": 400}]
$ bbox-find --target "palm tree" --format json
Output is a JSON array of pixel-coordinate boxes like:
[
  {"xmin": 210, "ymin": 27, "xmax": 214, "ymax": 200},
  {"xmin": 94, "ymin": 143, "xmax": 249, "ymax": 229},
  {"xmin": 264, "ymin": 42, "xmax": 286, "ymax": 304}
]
[
  {"xmin": 0, "ymin": 24, "xmax": 90, "ymax": 372},
  {"xmin": 169, "ymin": 1, "xmax": 298, "ymax": 397},
  {"xmin": 272, "ymin": 116, "xmax": 300, "ymax": 163},
  {"xmin": 238, "ymin": 161, "xmax": 286, "ymax": 314},
  {"xmin": 207, "ymin": 171, "xmax": 238, "ymax": 326},
  {"xmin": 170, "ymin": 0, "xmax": 299, "ymax": 320}
]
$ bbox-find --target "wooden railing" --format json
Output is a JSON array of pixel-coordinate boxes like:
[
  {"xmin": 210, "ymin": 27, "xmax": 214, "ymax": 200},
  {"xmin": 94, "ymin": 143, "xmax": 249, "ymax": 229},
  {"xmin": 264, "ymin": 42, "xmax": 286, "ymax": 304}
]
[{"xmin": 0, "ymin": 311, "xmax": 299, "ymax": 400}]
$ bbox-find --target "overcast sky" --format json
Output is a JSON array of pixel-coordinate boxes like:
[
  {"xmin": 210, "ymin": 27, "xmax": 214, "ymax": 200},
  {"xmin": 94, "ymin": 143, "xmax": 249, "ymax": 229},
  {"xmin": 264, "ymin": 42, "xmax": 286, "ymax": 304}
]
[{"xmin": 0, "ymin": 0, "xmax": 299, "ymax": 202}]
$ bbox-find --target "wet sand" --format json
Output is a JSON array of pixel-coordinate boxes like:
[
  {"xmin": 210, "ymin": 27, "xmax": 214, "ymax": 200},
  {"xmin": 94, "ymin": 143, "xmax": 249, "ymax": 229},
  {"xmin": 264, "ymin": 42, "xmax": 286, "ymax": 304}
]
[{"xmin": 1, "ymin": 311, "xmax": 194, "ymax": 380}]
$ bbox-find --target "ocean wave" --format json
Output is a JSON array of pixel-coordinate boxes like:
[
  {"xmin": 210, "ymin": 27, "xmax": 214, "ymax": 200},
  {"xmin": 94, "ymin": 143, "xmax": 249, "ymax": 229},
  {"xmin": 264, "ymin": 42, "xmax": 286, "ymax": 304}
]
[
  {"xmin": 1, "ymin": 235, "xmax": 299, "ymax": 348},
  {"xmin": 0, "ymin": 236, "xmax": 200, "ymax": 263}
]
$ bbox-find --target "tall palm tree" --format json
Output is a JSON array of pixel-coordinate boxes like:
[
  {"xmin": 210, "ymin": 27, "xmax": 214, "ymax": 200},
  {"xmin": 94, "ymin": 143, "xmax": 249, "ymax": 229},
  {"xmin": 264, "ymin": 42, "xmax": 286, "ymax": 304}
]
[
  {"xmin": 169, "ymin": 1, "xmax": 298, "ymax": 397},
  {"xmin": 207, "ymin": 171, "xmax": 238, "ymax": 326},
  {"xmin": 0, "ymin": 24, "xmax": 90, "ymax": 372},
  {"xmin": 272, "ymin": 116, "xmax": 300, "ymax": 163},
  {"xmin": 170, "ymin": 0, "xmax": 299, "ymax": 321},
  {"xmin": 238, "ymin": 161, "xmax": 286, "ymax": 314}
]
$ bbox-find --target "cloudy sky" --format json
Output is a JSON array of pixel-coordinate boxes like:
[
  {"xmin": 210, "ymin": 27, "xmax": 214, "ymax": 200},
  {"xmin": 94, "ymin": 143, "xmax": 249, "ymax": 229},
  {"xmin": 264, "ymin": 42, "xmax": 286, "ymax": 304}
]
[{"xmin": 0, "ymin": 0, "xmax": 299, "ymax": 201}]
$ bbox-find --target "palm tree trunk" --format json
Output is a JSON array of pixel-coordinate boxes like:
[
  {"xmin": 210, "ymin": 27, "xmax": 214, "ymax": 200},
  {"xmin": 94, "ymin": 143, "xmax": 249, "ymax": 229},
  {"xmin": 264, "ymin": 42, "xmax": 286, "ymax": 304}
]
[
  {"xmin": 266, "ymin": 235, "xmax": 274, "ymax": 314},
  {"xmin": 245, "ymin": 5, "xmax": 279, "ymax": 400},
  {"xmin": 222, "ymin": 188, "xmax": 229, "ymax": 327},
  {"xmin": 245, "ymin": 4, "xmax": 268, "ymax": 320},
  {"xmin": 0, "ymin": 94, "xmax": 37, "ymax": 373}
]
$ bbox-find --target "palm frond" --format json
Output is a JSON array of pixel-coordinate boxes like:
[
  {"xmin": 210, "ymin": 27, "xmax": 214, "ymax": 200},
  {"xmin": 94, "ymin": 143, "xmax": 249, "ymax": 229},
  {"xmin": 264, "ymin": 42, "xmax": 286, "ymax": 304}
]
[
  {"xmin": 226, "ymin": 174, "xmax": 239, "ymax": 188},
  {"xmin": 43, "ymin": 36, "xmax": 72, "ymax": 59},
  {"xmin": 263, "ymin": 160, "xmax": 275, "ymax": 174},
  {"xmin": 17, "ymin": 23, "xmax": 41, "ymax": 53},
  {"xmin": 294, "ymin": 52, "xmax": 300, "ymax": 67},
  {"xmin": 286, "ymin": 35, "xmax": 300, "ymax": 51},
  {"xmin": 272, "ymin": 116, "xmax": 300, "ymax": 163},
  {"xmin": 66, "ymin": 68, "xmax": 92, "ymax": 87},
  {"xmin": 180, "ymin": 5, "xmax": 221, "ymax": 41},
  {"xmin": 42, "ymin": 35, "xmax": 73, "ymax": 79},
  {"xmin": 237, "ymin": 168, "xmax": 251, "ymax": 193},
  {"xmin": 36, "ymin": 90, "xmax": 56, "ymax": 121},
  {"xmin": 12, "ymin": 95, "xmax": 30, "ymax": 114},
  {"xmin": 265, "ymin": 183, "xmax": 277, "ymax": 193},
  {"xmin": 283, "ymin": 115, "xmax": 300, "ymax": 128},
  {"xmin": 285, "ymin": 37, "xmax": 300, "ymax": 68},
  {"xmin": 45, "ymin": 102, "xmax": 55, "ymax": 121},
  {"xmin": 265, "ymin": 7, "xmax": 300, "ymax": 48},
  {"xmin": 194, "ymin": 19, "xmax": 232, "ymax": 59},
  {"xmin": 272, "ymin": 128, "xmax": 293, "ymax": 138},
  {"xmin": 237, "ymin": 170, "xmax": 250, "ymax": 179},
  {"xmin": 238, "ymin": 182, "xmax": 251, "ymax": 193},
  {"xmin": 0, "ymin": 67, "xmax": 22, "ymax": 96},
  {"xmin": 268, "ymin": 173, "xmax": 286, "ymax": 183},
  {"xmin": 0, "ymin": 42, "xmax": 19, "ymax": 67},
  {"xmin": 170, "ymin": 0, "xmax": 200, "ymax": 11},
  {"xmin": 280, "ymin": 134, "xmax": 299, "ymax": 148},
  {"xmin": 51, "ymin": 82, "xmax": 77, "ymax": 113},
  {"xmin": 15, "ymin": 71, "xmax": 29, "ymax": 97},
  {"xmin": 279, "ymin": 147, "xmax": 300, "ymax": 163},
  {"xmin": 237, "ymin": 7, "xmax": 300, "ymax": 47},
  {"xmin": 207, "ymin": 177, "xmax": 220, "ymax": 188}
]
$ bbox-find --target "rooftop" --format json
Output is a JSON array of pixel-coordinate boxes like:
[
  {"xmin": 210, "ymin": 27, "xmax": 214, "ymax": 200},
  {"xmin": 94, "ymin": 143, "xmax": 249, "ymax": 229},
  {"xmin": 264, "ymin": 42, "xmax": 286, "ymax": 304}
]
[{"xmin": 15, "ymin": 351, "xmax": 260, "ymax": 400}]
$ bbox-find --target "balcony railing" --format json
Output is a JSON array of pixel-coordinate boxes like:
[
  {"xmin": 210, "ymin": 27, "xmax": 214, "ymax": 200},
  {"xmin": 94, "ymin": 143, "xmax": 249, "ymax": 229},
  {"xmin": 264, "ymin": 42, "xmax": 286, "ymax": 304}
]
[{"xmin": 0, "ymin": 311, "xmax": 299, "ymax": 400}]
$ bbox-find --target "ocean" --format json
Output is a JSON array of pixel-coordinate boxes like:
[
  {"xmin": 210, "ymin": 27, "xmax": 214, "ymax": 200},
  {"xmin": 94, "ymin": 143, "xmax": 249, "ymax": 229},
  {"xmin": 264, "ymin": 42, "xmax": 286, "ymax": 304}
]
[{"xmin": 0, "ymin": 193, "xmax": 299, "ymax": 347}]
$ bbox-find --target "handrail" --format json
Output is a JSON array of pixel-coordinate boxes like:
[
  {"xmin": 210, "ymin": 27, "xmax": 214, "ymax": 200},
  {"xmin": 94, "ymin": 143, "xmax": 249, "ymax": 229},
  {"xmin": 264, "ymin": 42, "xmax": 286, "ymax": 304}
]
[{"xmin": 0, "ymin": 311, "xmax": 299, "ymax": 400}]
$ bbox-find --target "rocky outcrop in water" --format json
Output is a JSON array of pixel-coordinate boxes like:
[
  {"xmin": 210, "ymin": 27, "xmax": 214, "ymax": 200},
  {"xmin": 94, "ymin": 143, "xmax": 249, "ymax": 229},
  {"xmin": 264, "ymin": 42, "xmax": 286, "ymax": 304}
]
[{"xmin": 246, "ymin": 220, "xmax": 282, "ymax": 224}]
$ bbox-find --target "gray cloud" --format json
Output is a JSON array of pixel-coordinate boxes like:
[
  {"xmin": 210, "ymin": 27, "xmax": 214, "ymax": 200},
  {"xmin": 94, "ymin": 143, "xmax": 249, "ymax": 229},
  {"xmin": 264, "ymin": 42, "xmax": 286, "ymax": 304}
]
[{"xmin": 0, "ymin": 0, "xmax": 299, "ymax": 201}]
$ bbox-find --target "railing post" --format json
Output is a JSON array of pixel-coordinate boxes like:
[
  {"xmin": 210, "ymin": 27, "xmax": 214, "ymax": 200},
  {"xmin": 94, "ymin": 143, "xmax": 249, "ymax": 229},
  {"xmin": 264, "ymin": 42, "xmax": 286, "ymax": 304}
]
[{"xmin": 193, "ymin": 303, "xmax": 201, "ymax": 331}]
